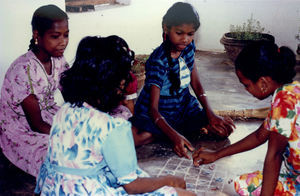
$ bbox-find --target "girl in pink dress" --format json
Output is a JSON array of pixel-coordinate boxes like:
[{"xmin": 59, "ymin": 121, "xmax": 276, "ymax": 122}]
[{"xmin": 0, "ymin": 4, "xmax": 69, "ymax": 177}]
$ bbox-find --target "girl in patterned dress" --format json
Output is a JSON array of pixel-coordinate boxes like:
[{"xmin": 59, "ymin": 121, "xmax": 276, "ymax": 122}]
[
  {"xmin": 35, "ymin": 35, "xmax": 195, "ymax": 196},
  {"xmin": 130, "ymin": 2, "xmax": 235, "ymax": 159},
  {"xmin": 0, "ymin": 4, "xmax": 69, "ymax": 177},
  {"xmin": 193, "ymin": 41, "xmax": 300, "ymax": 195}
]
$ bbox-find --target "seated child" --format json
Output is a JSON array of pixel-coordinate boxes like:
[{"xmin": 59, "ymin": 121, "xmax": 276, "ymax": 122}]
[
  {"xmin": 108, "ymin": 36, "xmax": 138, "ymax": 120},
  {"xmin": 130, "ymin": 2, "xmax": 234, "ymax": 159},
  {"xmin": 35, "ymin": 35, "xmax": 195, "ymax": 196},
  {"xmin": 0, "ymin": 4, "xmax": 69, "ymax": 177},
  {"xmin": 193, "ymin": 41, "xmax": 299, "ymax": 195}
]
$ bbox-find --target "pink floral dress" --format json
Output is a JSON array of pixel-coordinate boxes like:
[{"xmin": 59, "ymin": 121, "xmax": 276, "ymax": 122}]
[
  {"xmin": 234, "ymin": 81, "xmax": 300, "ymax": 196},
  {"xmin": 0, "ymin": 50, "xmax": 69, "ymax": 177}
]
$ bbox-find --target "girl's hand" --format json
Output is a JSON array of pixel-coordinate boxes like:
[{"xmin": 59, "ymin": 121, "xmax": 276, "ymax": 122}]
[
  {"xmin": 192, "ymin": 147, "xmax": 218, "ymax": 166},
  {"xmin": 172, "ymin": 133, "xmax": 195, "ymax": 159},
  {"xmin": 207, "ymin": 114, "xmax": 235, "ymax": 137}
]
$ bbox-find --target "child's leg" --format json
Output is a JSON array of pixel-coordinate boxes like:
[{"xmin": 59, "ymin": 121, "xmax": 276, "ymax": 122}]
[
  {"xmin": 131, "ymin": 126, "xmax": 154, "ymax": 147},
  {"xmin": 129, "ymin": 115, "xmax": 165, "ymax": 146}
]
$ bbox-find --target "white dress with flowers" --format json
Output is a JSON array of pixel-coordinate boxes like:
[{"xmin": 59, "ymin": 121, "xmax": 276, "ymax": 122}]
[{"xmin": 35, "ymin": 102, "xmax": 177, "ymax": 195}]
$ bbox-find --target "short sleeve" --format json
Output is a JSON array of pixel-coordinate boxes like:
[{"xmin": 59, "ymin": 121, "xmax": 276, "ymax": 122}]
[
  {"xmin": 8, "ymin": 63, "xmax": 33, "ymax": 105},
  {"xmin": 263, "ymin": 87, "xmax": 298, "ymax": 138},
  {"xmin": 102, "ymin": 119, "xmax": 138, "ymax": 185},
  {"xmin": 145, "ymin": 57, "xmax": 167, "ymax": 89}
]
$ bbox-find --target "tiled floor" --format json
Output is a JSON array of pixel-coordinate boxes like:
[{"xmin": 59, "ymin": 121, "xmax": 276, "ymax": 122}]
[{"xmin": 0, "ymin": 51, "xmax": 299, "ymax": 195}]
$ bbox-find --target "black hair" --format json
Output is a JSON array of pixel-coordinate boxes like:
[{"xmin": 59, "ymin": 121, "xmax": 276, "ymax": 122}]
[
  {"xmin": 162, "ymin": 2, "xmax": 200, "ymax": 31},
  {"xmin": 60, "ymin": 35, "xmax": 134, "ymax": 112},
  {"xmin": 162, "ymin": 2, "xmax": 200, "ymax": 94},
  {"xmin": 235, "ymin": 41, "xmax": 296, "ymax": 84},
  {"xmin": 28, "ymin": 4, "xmax": 68, "ymax": 52}
]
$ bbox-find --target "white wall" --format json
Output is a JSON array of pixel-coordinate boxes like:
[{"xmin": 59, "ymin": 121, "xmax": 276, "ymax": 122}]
[
  {"xmin": 1, "ymin": 0, "xmax": 299, "ymax": 89},
  {"xmin": 187, "ymin": 0, "xmax": 300, "ymax": 52}
]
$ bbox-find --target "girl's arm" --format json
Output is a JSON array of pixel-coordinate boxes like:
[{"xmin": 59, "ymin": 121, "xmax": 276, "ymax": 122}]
[
  {"xmin": 150, "ymin": 85, "xmax": 194, "ymax": 158},
  {"xmin": 193, "ymin": 123, "xmax": 269, "ymax": 165},
  {"xmin": 261, "ymin": 132, "xmax": 288, "ymax": 196},
  {"xmin": 190, "ymin": 65, "xmax": 235, "ymax": 136},
  {"xmin": 21, "ymin": 94, "xmax": 51, "ymax": 134},
  {"xmin": 123, "ymin": 175, "xmax": 186, "ymax": 194}
]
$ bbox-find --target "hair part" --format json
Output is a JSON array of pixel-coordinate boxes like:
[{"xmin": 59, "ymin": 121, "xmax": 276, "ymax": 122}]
[
  {"xmin": 235, "ymin": 41, "xmax": 296, "ymax": 84},
  {"xmin": 28, "ymin": 4, "xmax": 68, "ymax": 52},
  {"xmin": 60, "ymin": 35, "xmax": 134, "ymax": 112}
]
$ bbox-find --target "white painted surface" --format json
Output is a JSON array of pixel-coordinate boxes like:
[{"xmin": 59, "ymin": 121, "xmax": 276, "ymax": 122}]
[
  {"xmin": 0, "ymin": 0, "xmax": 299, "ymax": 89},
  {"xmin": 187, "ymin": 0, "xmax": 300, "ymax": 52}
]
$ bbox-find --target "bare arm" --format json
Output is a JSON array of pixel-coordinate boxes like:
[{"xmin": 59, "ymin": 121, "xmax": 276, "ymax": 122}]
[
  {"xmin": 217, "ymin": 124, "xmax": 269, "ymax": 158},
  {"xmin": 21, "ymin": 94, "xmax": 51, "ymax": 134},
  {"xmin": 190, "ymin": 65, "xmax": 213, "ymax": 117},
  {"xmin": 149, "ymin": 85, "xmax": 194, "ymax": 158},
  {"xmin": 123, "ymin": 175, "xmax": 186, "ymax": 194},
  {"xmin": 193, "ymin": 123, "xmax": 269, "ymax": 165},
  {"xmin": 261, "ymin": 132, "xmax": 288, "ymax": 196},
  {"xmin": 190, "ymin": 65, "xmax": 235, "ymax": 136}
]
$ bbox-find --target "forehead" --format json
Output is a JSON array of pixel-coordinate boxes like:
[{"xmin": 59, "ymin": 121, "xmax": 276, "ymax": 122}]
[
  {"xmin": 170, "ymin": 23, "xmax": 195, "ymax": 32},
  {"xmin": 47, "ymin": 19, "xmax": 69, "ymax": 33}
]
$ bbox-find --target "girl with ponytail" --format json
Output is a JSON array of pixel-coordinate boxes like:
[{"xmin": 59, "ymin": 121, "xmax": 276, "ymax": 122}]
[
  {"xmin": 193, "ymin": 41, "xmax": 299, "ymax": 195},
  {"xmin": 0, "ymin": 4, "xmax": 69, "ymax": 177},
  {"xmin": 130, "ymin": 2, "xmax": 234, "ymax": 159}
]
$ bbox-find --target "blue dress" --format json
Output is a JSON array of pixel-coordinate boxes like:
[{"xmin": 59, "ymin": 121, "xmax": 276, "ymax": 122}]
[
  {"xmin": 35, "ymin": 102, "xmax": 177, "ymax": 195},
  {"xmin": 131, "ymin": 41, "xmax": 208, "ymax": 135}
]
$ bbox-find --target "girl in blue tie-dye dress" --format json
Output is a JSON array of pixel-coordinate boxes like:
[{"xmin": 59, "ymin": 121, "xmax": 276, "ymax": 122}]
[{"xmin": 34, "ymin": 35, "xmax": 195, "ymax": 196}]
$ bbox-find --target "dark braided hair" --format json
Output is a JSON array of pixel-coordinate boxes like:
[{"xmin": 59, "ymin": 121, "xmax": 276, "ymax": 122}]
[
  {"xmin": 60, "ymin": 35, "xmax": 134, "ymax": 112},
  {"xmin": 162, "ymin": 2, "xmax": 200, "ymax": 94},
  {"xmin": 235, "ymin": 41, "xmax": 296, "ymax": 84},
  {"xmin": 28, "ymin": 4, "xmax": 68, "ymax": 52}
]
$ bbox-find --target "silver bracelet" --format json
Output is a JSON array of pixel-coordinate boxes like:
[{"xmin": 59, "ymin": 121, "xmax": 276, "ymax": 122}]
[
  {"xmin": 154, "ymin": 116, "xmax": 165, "ymax": 124},
  {"xmin": 199, "ymin": 93, "xmax": 207, "ymax": 97}
]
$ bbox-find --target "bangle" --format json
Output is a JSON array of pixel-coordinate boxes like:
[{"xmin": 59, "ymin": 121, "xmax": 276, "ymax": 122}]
[
  {"xmin": 154, "ymin": 116, "xmax": 165, "ymax": 124},
  {"xmin": 199, "ymin": 93, "xmax": 207, "ymax": 97}
]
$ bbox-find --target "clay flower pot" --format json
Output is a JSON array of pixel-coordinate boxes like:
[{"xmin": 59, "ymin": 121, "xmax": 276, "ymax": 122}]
[
  {"xmin": 132, "ymin": 55, "xmax": 148, "ymax": 91},
  {"xmin": 220, "ymin": 32, "xmax": 275, "ymax": 62}
]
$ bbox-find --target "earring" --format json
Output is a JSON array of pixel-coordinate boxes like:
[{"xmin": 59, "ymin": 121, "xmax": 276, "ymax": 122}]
[
  {"xmin": 163, "ymin": 32, "xmax": 167, "ymax": 41},
  {"xmin": 35, "ymin": 39, "xmax": 38, "ymax": 45},
  {"xmin": 261, "ymin": 87, "xmax": 267, "ymax": 93}
]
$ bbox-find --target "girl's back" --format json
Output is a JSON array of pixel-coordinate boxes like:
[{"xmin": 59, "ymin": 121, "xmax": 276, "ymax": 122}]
[{"xmin": 39, "ymin": 102, "xmax": 136, "ymax": 195}]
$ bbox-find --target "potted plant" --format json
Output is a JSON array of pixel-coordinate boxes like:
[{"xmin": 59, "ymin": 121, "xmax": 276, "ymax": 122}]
[
  {"xmin": 131, "ymin": 54, "xmax": 149, "ymax": 91},
  {"xmin": 220, "ymin": 14, "xmax": 275, "ymax": 62}
]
